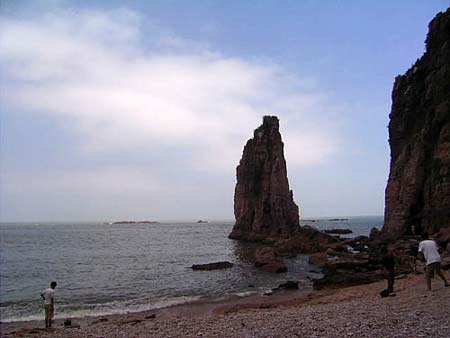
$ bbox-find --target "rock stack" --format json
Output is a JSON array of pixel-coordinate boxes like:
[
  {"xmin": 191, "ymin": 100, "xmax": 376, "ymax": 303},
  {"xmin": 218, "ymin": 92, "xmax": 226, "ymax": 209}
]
[
  {"xmin": 229, "ymin": 116, "xmax": 300, "ymax": 242},
  {"xmin": 382, "ymin": 8, "xmax": 450, "ymax": 240}
]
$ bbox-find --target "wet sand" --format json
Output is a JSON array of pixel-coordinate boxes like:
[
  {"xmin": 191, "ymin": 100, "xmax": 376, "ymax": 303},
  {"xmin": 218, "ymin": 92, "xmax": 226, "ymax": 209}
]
[{"xmin": 1, "ymin": 273, "xmax": 450, "ymax": 338}]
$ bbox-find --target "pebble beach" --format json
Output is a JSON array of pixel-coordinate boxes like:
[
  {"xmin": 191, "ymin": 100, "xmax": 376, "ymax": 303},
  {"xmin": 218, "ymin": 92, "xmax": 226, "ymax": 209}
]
[{"xmin": 2, "ymin": 272, "xmax": 449, "ymax": 338}]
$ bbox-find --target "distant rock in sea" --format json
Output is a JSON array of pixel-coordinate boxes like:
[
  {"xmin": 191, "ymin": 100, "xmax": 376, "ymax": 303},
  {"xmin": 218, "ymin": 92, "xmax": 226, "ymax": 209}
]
[
  {"xmin": 229, "ymin": 116, "xmax": 300, "ymax": 242},
  {"xmin": 111, "ymin": 220, "xmax": 159, "ymax": 224},
  {"xmin": 382, "ymin": 8, "xmax": 450, "ymax": 239},
  {"xmin": 324, "ymin": 229, "xmax": 353, "ymax": 235}
]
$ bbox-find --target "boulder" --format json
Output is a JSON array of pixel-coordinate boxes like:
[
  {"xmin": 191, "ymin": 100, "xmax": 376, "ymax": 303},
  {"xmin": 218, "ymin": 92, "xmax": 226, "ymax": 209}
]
[
  {"xmin": 277, "ymin": 281, "xmax": 299, "ymax": 290},
  {"xmin": 313, "ymin": 269, "xmax": 385, "ymax": 290},
  {"xmin": 369, "ymin": 227, "xmax": 381, "ymax": 240},
  {"xmin": 326, "ymin": 256, "xmax": 370, "ymax": 271},
  {"xmin": 191, "ymin": 261, "xmax": 234, "ymax": 270},
  {"xmin": 308, "ymin": 252, "xmax": 328, "ymax": 267},
  {"xmin": 276, "ymin": 226, "xmax": 340, "ymax": 254},
  {"xmin": 254, "ymin": 247, "xmax": 287, "ymax": 273},
  {"xmin": 433, "ymin": 227, "xmax": 450, "ymax": 249},
  {"xmin": 441, "ymin": 257, "xmax": 450, "ymax": 270}
]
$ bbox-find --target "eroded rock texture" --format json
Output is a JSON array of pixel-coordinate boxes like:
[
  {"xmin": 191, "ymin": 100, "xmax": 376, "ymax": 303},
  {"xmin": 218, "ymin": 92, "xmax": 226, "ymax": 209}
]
[
  {"xmin": 382, "ymin": 8, "xmax": 450, "ymax": 240},
  {"xmin": 229, "ymin": 116, "xmax": 300, "ymax": 242}
]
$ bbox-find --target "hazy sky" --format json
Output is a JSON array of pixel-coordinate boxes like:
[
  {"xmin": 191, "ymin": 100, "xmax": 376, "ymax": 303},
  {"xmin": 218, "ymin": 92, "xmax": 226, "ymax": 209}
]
[{"xmin": 1, "ymin": 0, "xmax": 448, "ymax": 222}]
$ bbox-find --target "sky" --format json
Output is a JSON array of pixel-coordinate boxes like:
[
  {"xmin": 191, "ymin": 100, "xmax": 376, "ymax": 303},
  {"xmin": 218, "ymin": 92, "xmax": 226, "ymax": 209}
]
[{"xmin": 0, "ymin": 0, "xmax": 448, "ymax": 222}]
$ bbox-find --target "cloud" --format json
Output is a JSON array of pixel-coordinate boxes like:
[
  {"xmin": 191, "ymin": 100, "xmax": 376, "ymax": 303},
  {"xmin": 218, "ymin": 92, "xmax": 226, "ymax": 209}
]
[
  {"xmin": 2, "ymin": 167, "xmax": 161, "ymax": 196},
  {"xmin": 0, "ymin": 8, "xmax": 341, "ymax": 174},
  {"xmin": 1, "ymin": 167, "xmax": 234, "ymax": 221}
]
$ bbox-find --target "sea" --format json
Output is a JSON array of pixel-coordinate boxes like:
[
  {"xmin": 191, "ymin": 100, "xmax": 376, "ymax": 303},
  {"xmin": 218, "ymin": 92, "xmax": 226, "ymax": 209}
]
[{"xmin": 0, "ymin": 216, "xmax": 383, "ymax": 322}]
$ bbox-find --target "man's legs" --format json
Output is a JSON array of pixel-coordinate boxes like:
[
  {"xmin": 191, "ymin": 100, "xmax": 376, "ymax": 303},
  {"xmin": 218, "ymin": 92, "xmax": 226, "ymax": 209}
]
[
  {"xmin": 49, "ymin": 306, "xmax": 53, "ymax": 327},
  {"xmin": 387, "ymin": 270, "xmax": 395, "ymax": 293},
  {"xmin": 425, "ymin": 264, "xmax": 435, "ymax": 291},
  {"xmin": 44, "ymin": 305, "xmax": 53, "ymax": 328},
  {"xmin": 45, "ymin": 306, "xmax": 49, "ymax": 328},
  {"xmin": 426, "ymin": 275, "xmax": 432, "ymax": 291}
]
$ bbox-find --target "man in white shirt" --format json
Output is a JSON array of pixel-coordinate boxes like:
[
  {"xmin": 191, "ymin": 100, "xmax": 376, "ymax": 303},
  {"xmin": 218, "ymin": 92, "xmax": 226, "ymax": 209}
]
[
  {"xmin": 40, "ymin": 281, "xmax": 57, "ymax": 328},
  {"xmin": 418, "ymin": 234, "xmax": 449, "ymax": 291}
]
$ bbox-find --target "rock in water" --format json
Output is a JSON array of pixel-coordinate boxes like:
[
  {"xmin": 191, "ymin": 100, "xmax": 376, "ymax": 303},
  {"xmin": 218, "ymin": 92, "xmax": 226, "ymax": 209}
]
[
  {"xmin": 382, "ymin": 8, "xmax": 450, "ymax": 240},
  {"xmin": 277, "ymin": 281, "xmax": 299, "ymax": 289},
  {"xmin": 191, "ymin": 261, "xmax": 234, "ymax": 270},
  {"xmin": 324, "ymin": 229, "xmax": 353, "ymax": 235},
  {"xmin": 254, "ymin": 247, "xmax": 287, "ymax": 273},
  {"xmin": 229, "ymin": 116, "xmax": 300, "ymax": 242}
]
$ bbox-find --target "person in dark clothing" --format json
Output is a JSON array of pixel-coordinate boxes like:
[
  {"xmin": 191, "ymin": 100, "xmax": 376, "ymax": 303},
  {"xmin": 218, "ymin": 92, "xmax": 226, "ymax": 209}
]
[{"xmin": 381, "ymin": 246, "xmax": 396, "ymax": 295}]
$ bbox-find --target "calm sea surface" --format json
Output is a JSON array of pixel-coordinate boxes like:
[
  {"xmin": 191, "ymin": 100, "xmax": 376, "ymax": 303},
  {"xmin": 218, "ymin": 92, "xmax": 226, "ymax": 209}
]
[{"xmin": 0, "ymin": 216, "xmax": 382, "ymax": 322}]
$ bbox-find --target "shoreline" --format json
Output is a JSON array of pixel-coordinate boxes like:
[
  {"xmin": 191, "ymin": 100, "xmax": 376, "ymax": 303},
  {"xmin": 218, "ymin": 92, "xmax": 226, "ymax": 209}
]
[
  {"xmin": 0, "ymin": 286, "xmax": 311, "ymax": 335},
  {"xmin": 0, "ymin": 282, "xmax": 314, "ymax": 322},
  {"xmin": 2, "ymin": 273, "xmax": 450, "ymax": 337}
]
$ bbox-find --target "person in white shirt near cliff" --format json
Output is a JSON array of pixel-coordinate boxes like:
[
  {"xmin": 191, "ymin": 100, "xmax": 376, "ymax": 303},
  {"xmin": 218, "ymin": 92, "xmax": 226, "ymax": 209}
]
[{"xmin": 417, "ymin": 233, "xmax": 449, "ymax": 291}]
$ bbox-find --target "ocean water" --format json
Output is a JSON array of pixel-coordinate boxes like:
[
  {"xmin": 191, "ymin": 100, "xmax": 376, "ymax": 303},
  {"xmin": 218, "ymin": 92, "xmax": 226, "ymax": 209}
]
[{"xmin": 0, "ymin": 216, "xmax": 382, "ymax": 322}]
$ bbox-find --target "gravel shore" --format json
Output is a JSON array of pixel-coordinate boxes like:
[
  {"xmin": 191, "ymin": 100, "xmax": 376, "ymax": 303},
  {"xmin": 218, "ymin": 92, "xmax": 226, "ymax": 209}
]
[{"xmin": 2, "ymin": 273, "xmax": 449, "ymax": 338}]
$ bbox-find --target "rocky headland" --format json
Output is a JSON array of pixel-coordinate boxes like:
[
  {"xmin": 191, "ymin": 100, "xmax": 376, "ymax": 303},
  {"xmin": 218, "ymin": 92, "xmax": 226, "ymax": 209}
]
[
  {"xmin": 313, "ymin": 7, "xmax": 450, "ymax": 289},
  {"xmin": 382, "ymin": 7, "xmax": 450, "ymax": 240}
]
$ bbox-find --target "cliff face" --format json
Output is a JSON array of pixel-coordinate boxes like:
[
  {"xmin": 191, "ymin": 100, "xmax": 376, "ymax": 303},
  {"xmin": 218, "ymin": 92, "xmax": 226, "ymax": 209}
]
[
  {"xmin": 229, "ymin": 116, "xmax": 300, "ymax": 242},
  {"xmin": 382, "ymin": 8, "xmax": 450, "ymax": 240}
]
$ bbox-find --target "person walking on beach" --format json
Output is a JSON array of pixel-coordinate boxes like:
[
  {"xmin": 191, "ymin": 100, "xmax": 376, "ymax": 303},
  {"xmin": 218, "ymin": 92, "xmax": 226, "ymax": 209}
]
[
  {"xmin": 40, "ymin": 281, "xmax": 57, "ymax": 328},
  {"xmin": 417, "ymin": 234, "xmax": 449, "ymax": 291},
  {"xmin": 381, "ymin": 246, "xmax": 396, "ymax": 295}
]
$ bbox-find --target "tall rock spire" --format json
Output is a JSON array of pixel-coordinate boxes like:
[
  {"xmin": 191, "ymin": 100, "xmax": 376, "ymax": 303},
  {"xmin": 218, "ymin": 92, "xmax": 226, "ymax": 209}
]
[
  {"xmin": 229, "ymin": 116, "xmax": 300, "ymax": 242},
  {"xmin": 382, "ymin": 8, "xmax": 450, "ymax": 239}
]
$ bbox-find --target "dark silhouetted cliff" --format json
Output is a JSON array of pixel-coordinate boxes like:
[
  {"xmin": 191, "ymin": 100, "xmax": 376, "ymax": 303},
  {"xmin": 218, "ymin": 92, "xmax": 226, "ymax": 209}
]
[{"xmin": 382, "ymin": 8, "xmax": 450, "ymax": 239}]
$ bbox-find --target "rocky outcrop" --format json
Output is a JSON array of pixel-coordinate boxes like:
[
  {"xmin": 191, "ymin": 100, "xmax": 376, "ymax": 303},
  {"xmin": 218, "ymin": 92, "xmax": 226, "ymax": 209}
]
[
  {"xmin": 382, "ymin": 8, "xmax": 450, "ymax": 240},
  {"xmin": 254, "ymin": 247, "xmax": 287, "ymax": 273},
  {"xmin": 310, "ymin": 236, "xmax": 420, "ymax": 290},
  {"xmin": 433, "ymin": 227, "xmax": 450, "ymax": 250},
  {"xmin": 275, "ymin": 225, "xmax": 340, "ymax": 254},
  {"xmin": 229, "ymin": 116, "xmax": 300, "ymax": 242}
]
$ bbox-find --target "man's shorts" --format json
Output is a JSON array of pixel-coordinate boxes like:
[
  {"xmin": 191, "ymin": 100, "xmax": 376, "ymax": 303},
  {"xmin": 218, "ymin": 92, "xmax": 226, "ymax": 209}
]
[
  {"xmin": 45, "ymin": 304, "xmax": 53, "ymax": 320},
  {"xmin": 426, "ymin": 262, "xmax": 442, "ymax": 278}
]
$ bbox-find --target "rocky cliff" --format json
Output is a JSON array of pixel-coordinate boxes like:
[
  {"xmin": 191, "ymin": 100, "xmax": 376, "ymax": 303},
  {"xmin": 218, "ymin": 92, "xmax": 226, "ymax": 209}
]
[
  {"xmin": 382, "ymin": 8, "xmax": 450, "ymax": 240},
  {"xmin": 229, "ymin": 116, "xmax": 300, "ymax": 242}
]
